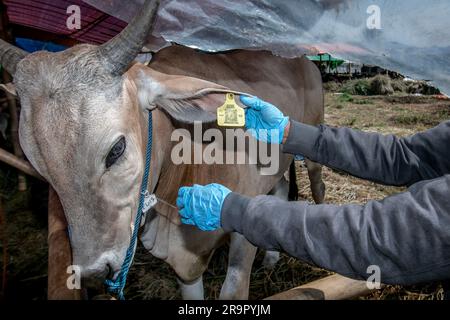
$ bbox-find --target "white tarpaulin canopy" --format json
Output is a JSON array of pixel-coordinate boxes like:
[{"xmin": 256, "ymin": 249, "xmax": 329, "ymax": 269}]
[{"xmin": 84, "ymin": 0, "xmax": 450, "ymax": 94}]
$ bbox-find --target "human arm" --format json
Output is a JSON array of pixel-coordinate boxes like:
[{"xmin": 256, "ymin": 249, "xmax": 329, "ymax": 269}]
[
  {"xmin": 282, "ymin": 120, "xmax": 450, "ymax": 186},
  {"xmin": 221, "ymin": 175, "xmax": 450, "ymax": 285}
]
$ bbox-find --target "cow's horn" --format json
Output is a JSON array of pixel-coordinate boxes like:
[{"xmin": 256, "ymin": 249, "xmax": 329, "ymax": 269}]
[
  {"xmin": 0, "ymin": 39, "xmax": 28, "ymax": 76},
  {"xmin": 97, "ymin": 0, "xmax": 160, "ymax": 76}
]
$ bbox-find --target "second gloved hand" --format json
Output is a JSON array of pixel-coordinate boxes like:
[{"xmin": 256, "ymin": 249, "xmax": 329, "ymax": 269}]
[
  {"xmin": 176, "ymin": 183, "xmax": 232, "ymax": 231},
  {"xmin": 240, "ymin": 95, "xmax": 289, "ymax": 144}
]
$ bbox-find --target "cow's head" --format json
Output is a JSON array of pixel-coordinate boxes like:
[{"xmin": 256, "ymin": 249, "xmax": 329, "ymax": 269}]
[{"xmin": 0, "ymin": 0, "xmax": 227, "ymax": 283}]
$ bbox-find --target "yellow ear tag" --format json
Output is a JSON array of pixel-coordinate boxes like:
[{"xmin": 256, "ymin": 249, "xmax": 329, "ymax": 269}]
[{"xmin": 217, "ymin": 93, "xmax": 245, "ymax": 127}]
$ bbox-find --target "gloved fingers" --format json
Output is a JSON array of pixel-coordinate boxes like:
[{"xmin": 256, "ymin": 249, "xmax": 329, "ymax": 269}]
[
  {"xmin": 178, "ymin": 208, "xmax": 191, "ymax": 219},
  {"xmin": 191, "ymin": 184, "xmax": 206, "ymax": 204},
  {"xmin": 181, "ymin": 217, "xmax": 195, "ymax": 226},
  {"xmin": 178, "ymin": 186, "xmax": 188, "ymax": 199},
  {"xmin": 183, "ymin": 187, "xmax": 194, "ymax": 210},
  {"xmin": 176, "ymin": 186, "xmax": 190, "ymax": 209},
  {"xmin": 242, "ymin": 95, "xmax": 280, "ymax": 114},
  {"xmin": 244, "ymin": 108, "xmax": 260, "ymax": 130},
  {"xmin": 240, "ymin": 95, "xmax": 263, "ymax": 111},
  {"xmin": 246, "ymin": 105, "xmax": 278, "ymax": 128},
  {"xmin": 176, "ymin": 196, "xmax": 184, "ymax": 209},
  {"xmin": 260, "ymin": 101, "xmax": 283, "ymax": 119}
]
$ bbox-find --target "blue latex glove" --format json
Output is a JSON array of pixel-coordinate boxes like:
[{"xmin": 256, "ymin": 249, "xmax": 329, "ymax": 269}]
[
  {"xmin": 240, "ymin": 95, "xmax": 289, "ymax": 144},
  {"xmin": 176, "ymin": 183, "xmax": 232, "ymax": 231}
]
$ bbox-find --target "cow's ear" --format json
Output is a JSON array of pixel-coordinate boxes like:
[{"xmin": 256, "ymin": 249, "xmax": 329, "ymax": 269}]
[
  {"xmin": 129, "ymin": 64, "xmax": 243, "ymax": 124},
  {"xmin": 0, "ymin": 83, "xmax": 17, "ymax": 96}
]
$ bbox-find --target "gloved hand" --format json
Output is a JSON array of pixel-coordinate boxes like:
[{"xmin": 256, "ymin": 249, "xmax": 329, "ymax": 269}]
[
  {"xmin": 176, "ymin": 183, "xmax": 232, "ymax": 231},
  {"xmin": 240, "ymin": 95, "xmax": 289, "ymax": 144}
]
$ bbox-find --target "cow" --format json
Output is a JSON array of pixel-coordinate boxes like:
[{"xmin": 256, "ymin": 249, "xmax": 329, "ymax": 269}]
[{"xmin": 0, "ymin": 0, "xmax": 325, "ymax": 299}]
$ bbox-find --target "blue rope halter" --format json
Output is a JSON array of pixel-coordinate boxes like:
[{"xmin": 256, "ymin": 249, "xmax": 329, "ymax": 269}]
[{"xmin": 104, "ymin": 110, "xmax": 153, "ymax": 300}]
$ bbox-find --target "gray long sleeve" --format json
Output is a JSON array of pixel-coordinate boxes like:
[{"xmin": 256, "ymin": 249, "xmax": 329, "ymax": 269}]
[
  {"xmin": 282, "ymin": 120, "xmax": 450, "ymax": 186},
  {"xmin": 222, "ymin": 121, "xmax": 450, "ymax": 285}
]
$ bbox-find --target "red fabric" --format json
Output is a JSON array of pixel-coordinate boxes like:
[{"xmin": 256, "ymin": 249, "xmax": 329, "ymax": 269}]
[{"xmin": 3, "ymin": 0, "xmax": 125, "ymax": 44}]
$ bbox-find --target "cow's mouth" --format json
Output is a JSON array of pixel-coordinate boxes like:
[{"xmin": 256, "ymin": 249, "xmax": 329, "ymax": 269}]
[{"xmin": 79, "ymin": 262, "xmax": 118, "ymax": 289}]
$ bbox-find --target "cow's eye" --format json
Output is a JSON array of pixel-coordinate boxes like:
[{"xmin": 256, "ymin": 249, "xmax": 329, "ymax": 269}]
[{"xmin": 106, "ymin": 137, "xmax": 126, "ymax": 169}]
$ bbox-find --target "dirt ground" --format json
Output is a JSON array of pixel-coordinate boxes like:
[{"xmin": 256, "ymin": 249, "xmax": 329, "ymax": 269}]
[{"xmin": 1, "ymin": 91, "xmax": 449, "ymax": 300}]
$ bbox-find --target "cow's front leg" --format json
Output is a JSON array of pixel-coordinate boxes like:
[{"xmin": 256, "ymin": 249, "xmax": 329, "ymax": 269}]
[
  {"xmin": 177, "ymin": 276, "xmax": 204, "ymax": 300},
  {"xmin": 219, "ymin": 232, "xmax": 257, "ymax": 300}
]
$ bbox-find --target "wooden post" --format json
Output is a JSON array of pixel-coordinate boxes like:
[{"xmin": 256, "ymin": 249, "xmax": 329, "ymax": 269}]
[
  {"xmin": 47, "ymin": 187, "xmax": 81, "ymax": 300},
  {"xmin": 265, "ymin": 274, "xmax": 378, "ymax": 300}
]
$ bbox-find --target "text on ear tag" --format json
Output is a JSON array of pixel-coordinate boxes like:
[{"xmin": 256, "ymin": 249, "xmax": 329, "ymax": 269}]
[{"xmin": 217, "ymin": 93, "xmax": 245, "ymax": 127}]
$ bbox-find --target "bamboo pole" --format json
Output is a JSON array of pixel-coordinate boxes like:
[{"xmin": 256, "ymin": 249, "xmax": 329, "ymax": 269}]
[
  {"xmin": 48, "ymin": 187, "xmax": 81, "ymax": 300},
  {"xmin": 0, "ymin": 147, "xmax": 43, "ymax": 180},
  {"xmin": 265, "ymin": 274, "xmax": 378, "ymax": 300}
]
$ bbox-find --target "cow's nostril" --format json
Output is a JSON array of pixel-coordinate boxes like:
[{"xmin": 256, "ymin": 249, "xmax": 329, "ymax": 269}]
[{"xmin": 105, "ymin": 264, "xmax": 114, "ymax": 279}]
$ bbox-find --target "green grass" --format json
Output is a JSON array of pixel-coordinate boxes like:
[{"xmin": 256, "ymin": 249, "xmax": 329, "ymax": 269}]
[{"xmin": 338, "ymin": 93, "xmax": 354, "ymax": 103}]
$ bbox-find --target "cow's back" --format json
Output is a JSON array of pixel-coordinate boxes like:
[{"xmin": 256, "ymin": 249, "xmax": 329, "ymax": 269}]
[{"xmin": 150, "ymin": 45, "xmax": 324, "ymax": 126}]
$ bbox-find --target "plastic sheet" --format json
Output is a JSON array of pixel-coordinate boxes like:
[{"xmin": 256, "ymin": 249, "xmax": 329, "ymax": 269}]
[{"xmin": 84, "ymin": 0, "xmax": 450, "ymax": 94}]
